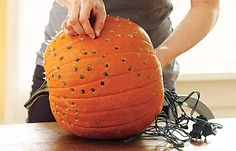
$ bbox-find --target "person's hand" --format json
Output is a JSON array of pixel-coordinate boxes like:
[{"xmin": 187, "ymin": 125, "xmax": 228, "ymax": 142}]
[{"xmin": 56, "ymin": 0, "xmax": 106, "ymax": 38}]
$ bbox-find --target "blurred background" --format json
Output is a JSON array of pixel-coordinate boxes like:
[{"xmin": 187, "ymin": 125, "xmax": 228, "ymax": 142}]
[{"xmin": 0, "ymin": 0, "xmax": 235, "ymax": 124}]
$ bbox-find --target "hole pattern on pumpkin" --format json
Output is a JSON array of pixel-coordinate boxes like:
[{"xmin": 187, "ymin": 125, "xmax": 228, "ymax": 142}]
[
  {"xmin": 45, "ymin": 17, "xmax": 162, "ymax": 138},
  {"xmin": 73, "ymin": 66, "xmax": 78, "ymax": 72},
  {"xmin": 91, "ymin": 88, "xmax": 96, "ymax": 92},
  {"xmin": 100, "ymin": 81, "xmax": 105, "ymax": 86},
  {"xmin": 105, "ymin": 38, "xmax": 110, "ymax": 42},
  {"xmin": 100, "ymin": 54, "xmax": 105, "ymax": 58},
  {"xmin": 70, "ymin": 88, "xmax": 75, "ymax": 93},
  {"xmin": 116, "ymin": 34, "xmax": 121, "ymax": 38},
  {"xmin": 56, "ymin": 74, "xmax": 61, "ymax": 79},
  {"xmin": 114, "ymin": 46, "xmax": 119, "ymax": 50},
  {"xmin": 80, "ymin": 89, "xmax": 85, "ymax": 94},
  {"xmin": 75, "ymin": 57, "xmax": 80, "ymax": 62},
  {"xmin": 137, "ymin": 73, "xmax": 141, "ymax": 77},
  {"xmin": 83, "ymin": 50, "xmax": 88, "ymax": 55},
  {"xmin": 59, "ymin": 56, "xmax": 64, "ymax": 60},
  {"xmin": 87, "ymin": 67, "xmax": 92, "ymax": 71},
  {"xmin": 103, "ymin": 72, "xmax": 109, "ymax": 77},
  {"xmin": 53, "ymin": 66, "xmax": 60, "ymax": 70},
  {"xmin": 62, "ymin": 81, "xmax": 66, "ymax": 87},
  {"xmin": 92, "ymin": 50, "xmax": 97, "ymax": 54},
  {"xmin": 69, "ymin": 102, "xmax": 75, "ymax": 106},
  {"xmin": 80, "ymin": 74, "xmax": 85, "ymax": 79},
  {"xmin": 128, "ymin": 66, "xmax": 133, "ymax": 72},
  {"xmin": 121, "ymin": 57, "xmax": 126, "ymax": 62},
  {"xmin": 128, "ymin": 34, "xmax": 133, "ymax": 38},
  {"xmin": 66, "ymin": 43, "xmax": 72, "ymax": 49}
]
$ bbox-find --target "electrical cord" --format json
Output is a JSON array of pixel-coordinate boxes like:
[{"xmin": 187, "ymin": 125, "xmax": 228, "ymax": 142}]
[{"xmin": 125, "ymin": 89, "xmax": 223, "ymax": 149}]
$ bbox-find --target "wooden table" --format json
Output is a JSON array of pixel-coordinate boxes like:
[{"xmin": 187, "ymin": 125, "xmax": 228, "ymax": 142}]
[{"xmin": 0, "ymin": 118, "xmax": 235, "ymax": 151}]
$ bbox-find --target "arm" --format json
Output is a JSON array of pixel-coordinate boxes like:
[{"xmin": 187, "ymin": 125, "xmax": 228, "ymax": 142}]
[
  {"xmin": 56, "ymin": 0, "xmax": 106, "ymax": 38},
  {"xmin": 156, "ymin": 0, "xmax": 220, "ymax": 68}
]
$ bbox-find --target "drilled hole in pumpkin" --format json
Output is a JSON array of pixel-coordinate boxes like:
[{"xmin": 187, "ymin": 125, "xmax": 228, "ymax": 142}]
[
  {"xmin": 103, "ymin": 72, "xmax": 109, "ymax": 77},
  {"xmin": 92, "ymin": 50, "xmax": 97, "ymax": 54},
  {"xmin": 59, "ymin": 56, "xmax": 64, "ymax": 60},
  {"xmin": 60, "ymin": 34, "xmax": 65, "ymax": 39},
  {"xmin": 70, "ymin": 88, "xmax": 75, "ymax": 93},
  {"xmin": 100, "ymin": 81, "xmax": 105, "ymax": 86},
  {"xmin": 73, "ymin": 109, "xmax": 79, "ymax": 113},
  {"xmin": 104, "ymin": 63, "xmax": 109, "ymax": 68},
  {"xmin": 105, "ymin": 38, "xmax": 110, "ymax": 42},
  {"xmin": 51, "ymin": 47, "xmax": 55, "ymax": 51},
  {"xmin": 137, "ymin": 73, "xmax": 141, "ymax": 77},
  {"xmin": 66, "ymin": 43, "xmax": 72, "ymax": 49},
  {"xmin": 83, "ymin": 50, "xmax": 88, "ymax": 55},
  {"xmin": 56, "ymin": 74, "xmax": 61, "ymax": 79},
  {"xmin": 80, "ymin": 89, "xmax": 85, "ymax": 94},
  {"xmin": 80, "ymin": 74, "xmax": 85, "ymax": 79},
  {"xmin": 114, "ymin": 46, "xmax": 119, "ymax": 50},
  {"xmin": 53, "ymin": 66, "xmax": 60, "ymax": 70},
  {"xmin": 128, "ymin": 34, "xmax": 133, "ymax": 38},
  {"xmin": 87, "ymin": 67, "xmax": 92, "ymax": 71},
  {"xmin": 62, "ymin": 81, "xmax": 66, "ymax": 87},
  {"xmin": 116, "ymin": 34, "xmax": 121, "ymax": 38},
  {"xmin": 63, "ymin": 113, "xmax": 68, "ymax": 118},
  {"xmin": 121, "ymin": 57, "xmax": 126, "ymax": 62},
  {"xmin": 128, "ymin": 67, "xmax": 133, "ymax": 72},
  {"xmin": 136, "ymin": 53, "xmax": 141, "ymax": 57},
  {"xmin": 73, "ymin": 66, "xmax": 78, "ymax": 72},
  {"xmin": 143, "ymin": 60, "xmax": 147, "ymax": 65},
  {"xmin": 100, "ymin": 54, "xmax": 105, "ymax": 58},
  {"xmin": 110, "ymin": 30, "xmax": 114, "ymax": 33},
  {"xmin": 75, "ymin": 57, "xmax": 80, "ymax": 62},
  {"xmin": 138, "ymin": 47, "xmax": 143, "ymax": 51},
  {"xmin": 75, "ymin": 118, "xmax": 79, "ymax": 122},
  {"xmin": 69, "ymin": 102, "xmax": 75, "ymax": 106},
  {"xmin": 91, "ymin": 88, "xmax": 96, "ymax": 92},
  {"xmin": 148, "ymin": 75, "xmax": 152, "ymax": 79},
  {"xmin": 53, "ymin": 53, "xmax": 57, "ymax": 57},
  {"xmin": 51, "ymin": 74, "xmax": 54, "ymax": 78}
]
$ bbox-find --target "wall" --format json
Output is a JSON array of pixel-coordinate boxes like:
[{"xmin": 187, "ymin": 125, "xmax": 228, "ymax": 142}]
[
  {"xmin": 176, "ymin": 73, "xmax": 236, "ymax": 118},
  {"xmin": 0, "ymin": 0, "xmax": 7, "ymax": 122}
]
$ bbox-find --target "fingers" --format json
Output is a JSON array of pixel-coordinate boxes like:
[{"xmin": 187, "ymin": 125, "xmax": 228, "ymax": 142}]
[
  {"xmin": 61, "ymin": 18, "xmax": 78, "ymax": 36},
  {"xmin": 94, "ymin": 5, "xmax": 106, "ymax": 37},
  {"xmin": 67, "ymin": 5, "xmax": 85, "ymax": 35},
  {"xmin": 61, "ymin": 0, "xmax": 106, "ymax": 39},
  {"xmin": 80, "ymin": 1, "xmax": 96, "ymax": 38}
]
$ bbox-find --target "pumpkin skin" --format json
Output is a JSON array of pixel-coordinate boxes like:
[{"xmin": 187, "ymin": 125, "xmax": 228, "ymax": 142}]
[{"xmin": 44, "ymin": 16, "xmax": 164, "ymax": 139}]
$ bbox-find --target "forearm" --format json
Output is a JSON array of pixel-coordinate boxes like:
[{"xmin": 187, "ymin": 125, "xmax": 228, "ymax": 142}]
[{"xmin": 156, "ymin": 1, "xmax": 220, "ymax": 69}]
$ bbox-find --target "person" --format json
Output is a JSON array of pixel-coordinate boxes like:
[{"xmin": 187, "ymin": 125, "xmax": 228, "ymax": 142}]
[{"xmin": 26, "ymin": 0, "xmax": 220, "ymax": 122}]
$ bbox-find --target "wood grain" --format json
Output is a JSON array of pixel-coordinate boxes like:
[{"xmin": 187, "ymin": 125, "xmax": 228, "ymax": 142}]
[{"xmin": 0, "ymin": 118, "xmax": 235, "ymax": 151}]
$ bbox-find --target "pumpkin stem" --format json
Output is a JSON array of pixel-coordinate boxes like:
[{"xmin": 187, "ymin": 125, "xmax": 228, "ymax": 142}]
[{"xmin": 24, "ymin": 80, "xmax": 49, "ymax": 109}]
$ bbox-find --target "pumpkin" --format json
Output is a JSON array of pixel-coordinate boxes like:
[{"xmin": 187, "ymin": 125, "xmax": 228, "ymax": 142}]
[{"xmin": 44, "ymin": 16, "xmax": 164, "ymax": 139}]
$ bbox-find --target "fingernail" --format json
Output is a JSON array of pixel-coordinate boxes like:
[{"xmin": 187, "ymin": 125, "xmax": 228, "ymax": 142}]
[
  {"xmin": 96, "ymin": 28, "xmax": 101, "ymax": 37},
  {"xmin": 89, "ymin": 34, "xmax": 95, "ymax": 39}
]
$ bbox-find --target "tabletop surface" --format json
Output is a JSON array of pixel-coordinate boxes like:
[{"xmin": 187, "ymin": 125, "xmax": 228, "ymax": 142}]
[{"xmin": 0, "ymin": 118, "xmax": 235, "ymax": 151}]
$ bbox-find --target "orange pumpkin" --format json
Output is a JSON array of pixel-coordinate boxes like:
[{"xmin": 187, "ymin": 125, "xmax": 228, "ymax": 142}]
[{"xmin": 44, "ymin": 16, "xmax": 164, "ymax": 139}]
